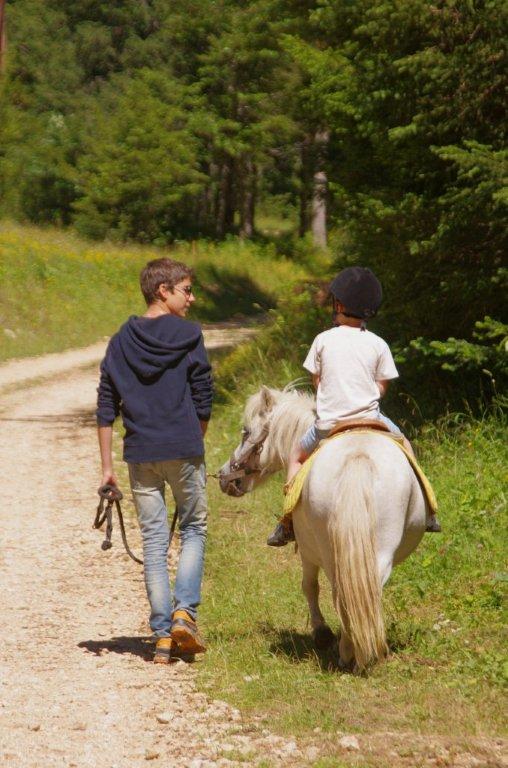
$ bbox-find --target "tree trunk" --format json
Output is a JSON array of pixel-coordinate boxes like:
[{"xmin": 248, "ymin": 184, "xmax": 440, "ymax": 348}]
[
  {"xmin": 224, "ymin": 159, "xmax": 235, "ymax": 233},
  {"xmin": 239, "ymin": 158, "xmax": 256, "ymax": 238},
  {"xmin": 298, "ymin": 136, "xmax": 312, "ymax": 238},
  {"xmin": 0, "ymin": 0, "xmax": 6, "ymax": 74},
  {"xmin": 198, "ymin": 159, "xmax": 216, "ymax": 236},
  {"xmin": 311, "ymin": 170, "xmax": 327, "ymax": 247},
  {"xmin": 215, "ymin": 159, "xmax": 234, "ymax": 238},
  {"xmin": 311, "ymin": 129, "xmax": 329, "ymax": 248}
]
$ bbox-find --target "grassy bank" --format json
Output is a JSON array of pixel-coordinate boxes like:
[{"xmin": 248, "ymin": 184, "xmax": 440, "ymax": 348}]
[
  {"xmin": 0, "ymin": 221, "xmax": 310, "ymax": 362},
  {"xmin": 197, "ymin": 404, "xmax": 507, "ymax": 759}
]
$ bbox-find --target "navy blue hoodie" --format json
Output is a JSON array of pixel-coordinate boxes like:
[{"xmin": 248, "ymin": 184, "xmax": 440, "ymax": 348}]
[{"xmin": 96, "ymin": 315, "xmax": 213, "ymax": 463}]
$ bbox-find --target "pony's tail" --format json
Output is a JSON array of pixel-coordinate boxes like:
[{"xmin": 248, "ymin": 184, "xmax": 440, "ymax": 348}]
[{"xmin": 328, "ymin": 451, "xmax": 387, "ymax": 671}]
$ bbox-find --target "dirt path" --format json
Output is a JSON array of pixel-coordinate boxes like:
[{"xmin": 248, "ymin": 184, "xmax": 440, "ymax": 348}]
[
  {"xmin": 0, "ymin": 322, "xmax": 257, "ymax": 390},
  {"xmin": 0, "ymin": 331, "xmax": 307, "ymax": 768}
]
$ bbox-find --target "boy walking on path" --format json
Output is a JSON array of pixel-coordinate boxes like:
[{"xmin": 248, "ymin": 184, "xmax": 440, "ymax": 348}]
[{"xmin": 96, "ymin": 258, "xmax": 213, "ymax": 663}]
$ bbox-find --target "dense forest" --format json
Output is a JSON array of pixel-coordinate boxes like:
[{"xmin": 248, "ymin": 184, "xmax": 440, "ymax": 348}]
[{"xmin": 0, "ymin": 0, "xmax": 506, "ymax": 401}]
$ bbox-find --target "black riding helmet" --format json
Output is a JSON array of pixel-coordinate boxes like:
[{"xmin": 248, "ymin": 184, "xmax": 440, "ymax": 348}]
[{"xmin": 329, "ymin": 267, "xmax": 382, "ymax": 319}]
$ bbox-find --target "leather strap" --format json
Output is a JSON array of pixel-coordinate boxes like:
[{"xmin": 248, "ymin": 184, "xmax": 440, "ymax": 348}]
[{"xmin": 328, "ymin": 419, "xmax": 391, "ymax": 437}]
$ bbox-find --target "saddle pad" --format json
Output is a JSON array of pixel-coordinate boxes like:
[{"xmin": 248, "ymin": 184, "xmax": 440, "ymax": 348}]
[{"xmin": 283, "ymin": 429, "xmax": 438, "ymax": 516}]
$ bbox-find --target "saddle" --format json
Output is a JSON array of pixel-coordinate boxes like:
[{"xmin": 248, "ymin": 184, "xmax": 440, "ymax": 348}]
[
  {"xmin": 283, "ymin": 424, "xmax": 437, "ymax": 516},
  {"xmin": 328, "ymin": 418, "xmax": 394, "ymax": 437}
]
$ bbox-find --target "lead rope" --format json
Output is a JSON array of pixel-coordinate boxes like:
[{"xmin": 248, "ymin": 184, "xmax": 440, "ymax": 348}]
[{"xmin": 93, "ymin": 484, "xmax": 178, "ymax": 566}]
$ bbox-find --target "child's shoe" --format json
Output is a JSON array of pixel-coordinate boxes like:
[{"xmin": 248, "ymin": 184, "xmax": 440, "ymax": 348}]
[
  {"xmin": 267, "ymin": 518, "xmax": 295, "ymax": 547},
  {"xmin": 426, "ymin": 515, "xmax": 442, "ymax": 533}
]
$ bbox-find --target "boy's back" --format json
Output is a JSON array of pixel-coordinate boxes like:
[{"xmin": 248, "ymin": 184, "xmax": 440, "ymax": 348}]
[
  {"xmin": 98, "ymin": 313, "xmax": 211, "ymax": 463},
  {"xmin": 304, "ymin": 325, "xmax": 398, "ymax": 430}
]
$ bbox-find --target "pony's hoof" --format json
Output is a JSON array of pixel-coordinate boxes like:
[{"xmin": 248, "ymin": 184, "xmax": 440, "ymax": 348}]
[
  {"xmin": 337, "ymin": 656, "xmax": 355, "ymax": 673},
  {"xmin": 313, "ymin": 625, "xmax": 335, "ymax": 650}
]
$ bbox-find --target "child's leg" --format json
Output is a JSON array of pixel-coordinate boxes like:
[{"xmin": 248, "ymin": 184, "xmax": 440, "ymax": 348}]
[
  {"xmin": 379, "ymin": 413, "xmax": 441, "ymax": 533},
  {"xmin": 402, "ymin": 436, "xmax": 416, "ymax": 460},
  {"xmin": 286, "ymin": 443, "xmax": 311, "ymax": 487},
  {"xmin": 378, "ymin": 413, "xmax": 416, "ymax": 458},
  {"xmin": 397, "ymin": 436, "xmax": 440, "ymax": 530},
  {"xmin": 267, "ymin": 424, "xmax": 322, "ymax": 547}
]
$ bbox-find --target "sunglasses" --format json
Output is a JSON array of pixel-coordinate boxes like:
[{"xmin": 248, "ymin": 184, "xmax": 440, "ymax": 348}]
[{"xmin": 173, "ymin": 285, "xmax": 194, "ymax": 296}]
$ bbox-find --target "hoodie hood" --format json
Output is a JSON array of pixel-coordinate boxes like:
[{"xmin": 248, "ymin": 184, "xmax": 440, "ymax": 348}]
[{"xmin": 117, "ymin": 315, "xmax": 202, "ymax": 378}]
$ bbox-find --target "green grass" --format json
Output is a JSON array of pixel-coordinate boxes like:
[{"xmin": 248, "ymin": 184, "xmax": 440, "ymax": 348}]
[
  {"xmin": 0, "ymin": 221, "xmax": 309, "ymax": 361},
  {"xmin": 198, "ymin": 405, "xmax": 507, "ymax": 748}
]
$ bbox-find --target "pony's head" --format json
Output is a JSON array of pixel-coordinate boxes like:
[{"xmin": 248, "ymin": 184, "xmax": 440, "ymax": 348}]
[{"xmin": 218, "ymin": 385, "xmax": 315, "ymax": 497}]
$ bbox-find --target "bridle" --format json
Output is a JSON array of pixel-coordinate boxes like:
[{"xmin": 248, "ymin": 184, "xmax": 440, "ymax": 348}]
[{"xmin": 218, "ymin": 422, "xmax": 269, "ymax": 496}]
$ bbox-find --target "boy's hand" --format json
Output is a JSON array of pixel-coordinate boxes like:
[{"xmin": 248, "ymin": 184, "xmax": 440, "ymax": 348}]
[{"xmin": 101, "ymin": 470, "xmax": 118, "ymax": 489}]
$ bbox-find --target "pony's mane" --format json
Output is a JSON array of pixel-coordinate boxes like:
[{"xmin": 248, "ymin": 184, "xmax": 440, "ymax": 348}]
[{"xmin": 246, "ymin": 387, "xmax": 316, "ymax": 470}]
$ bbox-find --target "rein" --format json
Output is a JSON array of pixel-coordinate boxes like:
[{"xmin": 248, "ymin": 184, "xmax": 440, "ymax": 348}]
[{"xmin": 93, "ymin": 484, "xmax": 178, "ymax": 566}]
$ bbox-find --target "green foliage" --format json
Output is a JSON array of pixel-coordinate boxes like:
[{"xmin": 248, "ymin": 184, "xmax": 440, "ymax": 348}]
[
  {"xmin": 0, "ymin": 1, "xmax": 83, "ymax": 223},
  {"xmin": 406, "ymin": 317, "xmax": 507, "ymax": 375},
  {"xmin": 73, "ymin": 70, "xmax": 207, "ymax": 242},
  {"xmin": 271, "ymin": 0, "xmax": 507, "ymax": 362}
]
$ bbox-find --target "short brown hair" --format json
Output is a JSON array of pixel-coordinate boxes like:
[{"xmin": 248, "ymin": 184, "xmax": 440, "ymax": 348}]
[{"xmin": 139, "ymin": 258, "xmax": 194, "ymax": 305}]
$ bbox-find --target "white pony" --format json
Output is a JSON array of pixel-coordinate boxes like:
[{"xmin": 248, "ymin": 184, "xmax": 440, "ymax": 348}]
[{"xmin": 219, "ymin": 386, "xmax": 427, "ymax": 671}]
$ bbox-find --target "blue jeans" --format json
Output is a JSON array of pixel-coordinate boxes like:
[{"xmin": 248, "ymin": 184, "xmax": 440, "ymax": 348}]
[
  {"xmin": 128, "ymin": 458, "xmax": 207, "ymax": 638},
  {"xmin": 300, "ymin": 413, "xmax": 403, "ymax": 454}
]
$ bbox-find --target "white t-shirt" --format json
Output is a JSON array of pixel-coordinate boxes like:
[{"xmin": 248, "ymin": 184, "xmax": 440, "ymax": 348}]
[{"xmin": 303, "ymin": 325, "xmax": 399, "ymax": 430}]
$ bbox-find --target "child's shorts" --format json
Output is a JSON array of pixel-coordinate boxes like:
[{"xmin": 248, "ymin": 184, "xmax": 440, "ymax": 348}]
[{"xmin": 300, "ymin": 413, "xmax": 403, "ymax": 455}]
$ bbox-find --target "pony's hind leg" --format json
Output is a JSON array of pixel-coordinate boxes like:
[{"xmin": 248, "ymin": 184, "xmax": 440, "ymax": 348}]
[
  {"xmin": 301, "ymin": 558, "xmax": 335, "ymax": 649},
  {"xmin": 378, "ymin": 553, "xmax": 394, "ymax": 587},
  {"xmin": 338, "ymin": 625, "xmax": 355, "ymax": 670}
]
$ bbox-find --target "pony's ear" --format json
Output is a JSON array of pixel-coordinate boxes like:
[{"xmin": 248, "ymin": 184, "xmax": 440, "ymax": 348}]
[{"xmin": 259, "ymin": 385, "xmax": 276, "ymax": 413}]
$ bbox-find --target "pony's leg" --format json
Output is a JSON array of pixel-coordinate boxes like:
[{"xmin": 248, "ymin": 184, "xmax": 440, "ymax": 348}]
[
  {"xmin": 338, "ymin": 630, "xmax": 355, "ymax": 670},
  {"xmin": 378, "ymin": 554, "xmax": 394, "ymax": 587},
  {"xmin": 301, "ymin": 559, "xmax": 334, "ymax": 649}
]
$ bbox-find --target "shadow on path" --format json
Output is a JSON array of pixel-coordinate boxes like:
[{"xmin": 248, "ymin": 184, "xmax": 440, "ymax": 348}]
[
  {"xmin": 0, "ymin": 408, "xmax": 96, "ymax": 428},
  {"xmin": 78, "ymin": 636, "xmax": 197, "ymax": 664},
  {"xmin": 78, "ymin": 635, "xmax": 154, "ymax": 662}
]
